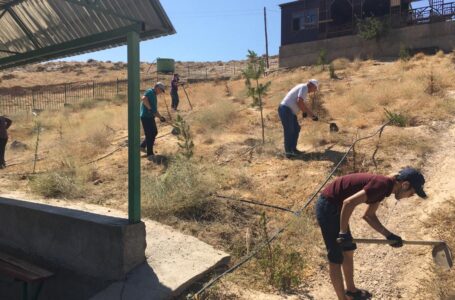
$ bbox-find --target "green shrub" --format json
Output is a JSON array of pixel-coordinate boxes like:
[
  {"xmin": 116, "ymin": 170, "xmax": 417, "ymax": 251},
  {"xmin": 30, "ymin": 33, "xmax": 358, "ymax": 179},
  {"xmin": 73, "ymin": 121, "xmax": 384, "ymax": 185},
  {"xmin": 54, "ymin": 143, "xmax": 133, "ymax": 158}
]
[
  {"xmin": 357, "ymin": 17, "xmax": 389, "ymax": 40},
  {"xmin": 399, "ymin": 45, "xmax": 411, "ymax": 61},
  {"xmin": 172, "ymin": 115, "xmax": 194, "ymax": 159},
  {"xmin": 317, "ymin": 49, "xmax": 328, "ymax": 69},
  {"xmin": 384, "ymin": 108, "xmax": 407, "ymax": 127},
  {"xmin": 256, "ymin": 213, "xmax": 306, "ymax": 292}
]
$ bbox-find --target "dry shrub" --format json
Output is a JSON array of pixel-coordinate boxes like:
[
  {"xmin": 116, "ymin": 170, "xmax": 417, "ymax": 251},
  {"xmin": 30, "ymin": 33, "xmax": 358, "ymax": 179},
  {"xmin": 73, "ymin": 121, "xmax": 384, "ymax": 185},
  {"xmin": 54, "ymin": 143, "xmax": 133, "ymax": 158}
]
[
  {"xmin": 28, "ymin": 163, "xmax": 94, "ymax": 198},
  {"xmin": 436, "ymin": 50, "xmax": 445, "ymax": 58},
  {"xmin": 412, "ymin": 52, "xmax": 426, "ymax": 61},
  {"xmin": 192, "ymin": 100, "xmax": 236, "ymax": 132},
  {"xmin": 142, "ymin": 157, "xmax": 222, "ymax": 219},
  {"xmin": 331, "ymin": 58, "xmax": 350, "ymax": 70},
  {"xmin": 351, "ymin": 57, "xmax": 363, "ymax": 71}
]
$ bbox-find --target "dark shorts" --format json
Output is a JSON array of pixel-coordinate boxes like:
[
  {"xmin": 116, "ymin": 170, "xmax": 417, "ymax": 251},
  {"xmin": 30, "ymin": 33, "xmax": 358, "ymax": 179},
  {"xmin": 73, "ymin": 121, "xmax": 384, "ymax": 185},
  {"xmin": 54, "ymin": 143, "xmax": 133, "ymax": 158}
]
[{"xmin": 315, "ymin": 196, "xmax": 357, "ymax": 264}]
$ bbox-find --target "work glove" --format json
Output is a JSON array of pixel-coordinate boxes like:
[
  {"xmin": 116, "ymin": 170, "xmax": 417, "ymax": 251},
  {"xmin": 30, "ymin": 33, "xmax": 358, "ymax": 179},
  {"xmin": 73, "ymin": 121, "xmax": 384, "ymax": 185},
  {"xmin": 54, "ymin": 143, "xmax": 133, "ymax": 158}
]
[
  {"xmin": 302, "ymin": 112, "xmax": 308, "ymax": 118},
  {"xmin": 160, "ymin": 116, "xmax": 166, "ymax": 123},
  {"xmin": 337, "ymin": 232, "xmax": 355, "ymax": 249},
  {"xmin": 386, "ymin": 233, "xmax": 403, "ymax": 248},
  {"xmin": 312, "ymin": 115, "xmax": 319, "ymax": 122}
]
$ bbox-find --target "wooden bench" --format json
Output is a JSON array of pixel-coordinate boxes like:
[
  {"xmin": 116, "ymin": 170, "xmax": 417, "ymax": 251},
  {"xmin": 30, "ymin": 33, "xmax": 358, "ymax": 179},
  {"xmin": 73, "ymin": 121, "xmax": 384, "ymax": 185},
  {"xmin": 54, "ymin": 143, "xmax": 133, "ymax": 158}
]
[{"xmin": 0, "ymin": 252, "xmax": 53, "ymax": 300}]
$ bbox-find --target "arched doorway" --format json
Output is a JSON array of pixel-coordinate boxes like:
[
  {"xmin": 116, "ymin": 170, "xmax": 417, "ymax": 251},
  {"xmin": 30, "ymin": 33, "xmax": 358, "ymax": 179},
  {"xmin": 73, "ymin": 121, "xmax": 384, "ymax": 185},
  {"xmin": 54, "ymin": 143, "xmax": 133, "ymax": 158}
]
[
  {"xmin": 331, "ymin": 0, "xmax": 353, "ymax": 26},
  {"xmin": 363, "ymin": 0, "xmax": 390, "ymax": 17}
]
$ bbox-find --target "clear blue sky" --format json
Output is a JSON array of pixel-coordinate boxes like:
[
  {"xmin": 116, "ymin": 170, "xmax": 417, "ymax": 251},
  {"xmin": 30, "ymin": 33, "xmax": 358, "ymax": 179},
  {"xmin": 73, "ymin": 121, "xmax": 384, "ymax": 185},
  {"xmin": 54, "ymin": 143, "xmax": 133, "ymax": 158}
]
[
  {"xmin": 65, "ymin": 0, "xmax": 430, "ymax": 63},
  {"xmin": 66, "ymin": 0, "xmax": 285, "ymax": 63}
]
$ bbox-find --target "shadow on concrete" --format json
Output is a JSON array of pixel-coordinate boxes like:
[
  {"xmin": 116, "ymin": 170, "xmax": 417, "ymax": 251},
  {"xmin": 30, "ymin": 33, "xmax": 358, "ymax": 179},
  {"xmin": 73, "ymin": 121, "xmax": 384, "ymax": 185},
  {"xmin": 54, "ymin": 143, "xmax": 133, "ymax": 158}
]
[
  {"xmin": 0, "ymin": 261, "xmax": 173, "ymax": 300},
  {"xmin": 91, "ymin": 262, "xmax": 173, "ymax": 300}
]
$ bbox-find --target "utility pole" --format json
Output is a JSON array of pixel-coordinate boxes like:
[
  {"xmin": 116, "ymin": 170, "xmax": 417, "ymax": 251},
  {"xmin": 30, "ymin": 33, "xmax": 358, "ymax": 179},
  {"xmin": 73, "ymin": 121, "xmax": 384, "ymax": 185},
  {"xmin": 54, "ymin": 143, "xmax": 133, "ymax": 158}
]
[{"xmin": 264, "ymin": 7, "xmax": 270, "ymax": 69}]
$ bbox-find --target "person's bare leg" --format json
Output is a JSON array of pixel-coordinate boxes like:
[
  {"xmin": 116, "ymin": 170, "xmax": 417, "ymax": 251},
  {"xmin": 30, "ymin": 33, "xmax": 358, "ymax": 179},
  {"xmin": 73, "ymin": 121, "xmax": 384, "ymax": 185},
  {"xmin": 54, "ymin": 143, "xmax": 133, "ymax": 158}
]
[
  {"xmin": 342, "ymin": 250, "xmax": 356, "ymax": 292},
  {"xmin": 329, "ymin": 262, "xmax": 348, "ymax": 300}
]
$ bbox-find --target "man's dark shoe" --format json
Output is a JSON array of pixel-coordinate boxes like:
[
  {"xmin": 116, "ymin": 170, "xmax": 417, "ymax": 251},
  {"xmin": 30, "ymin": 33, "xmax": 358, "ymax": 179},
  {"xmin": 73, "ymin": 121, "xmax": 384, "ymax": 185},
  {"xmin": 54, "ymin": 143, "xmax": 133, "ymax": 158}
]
[
  {"xmin": 285, "ymin": 152, "xmax": 298, "ymax": 159},
  {"xmin": 293, "ymin": 149, "xmax": 304, "ymax": 155}
]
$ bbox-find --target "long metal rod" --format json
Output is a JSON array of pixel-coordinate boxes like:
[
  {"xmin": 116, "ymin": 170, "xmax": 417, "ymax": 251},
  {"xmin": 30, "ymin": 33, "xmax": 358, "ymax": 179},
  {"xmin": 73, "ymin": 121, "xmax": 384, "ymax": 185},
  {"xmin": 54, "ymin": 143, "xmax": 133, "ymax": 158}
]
[
  {"xmin": 181, "ymin": 84, "xmax": 193, "ymax": 110},
  {"xmin": 353, "ymin": 238, "xmax": 444, "ymax": 246},
  {"xmin": 127, "ymin": 30, "xmax": 141, "ymax": 224}
]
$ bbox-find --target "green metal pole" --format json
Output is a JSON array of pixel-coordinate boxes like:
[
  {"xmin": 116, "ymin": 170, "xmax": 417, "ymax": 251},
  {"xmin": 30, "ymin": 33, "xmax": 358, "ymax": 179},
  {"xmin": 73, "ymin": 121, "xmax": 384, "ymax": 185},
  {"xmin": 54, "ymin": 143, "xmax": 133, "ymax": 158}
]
[{"xmin": 127, "ymin": 31, "xmax": 141, "ymax": 223}]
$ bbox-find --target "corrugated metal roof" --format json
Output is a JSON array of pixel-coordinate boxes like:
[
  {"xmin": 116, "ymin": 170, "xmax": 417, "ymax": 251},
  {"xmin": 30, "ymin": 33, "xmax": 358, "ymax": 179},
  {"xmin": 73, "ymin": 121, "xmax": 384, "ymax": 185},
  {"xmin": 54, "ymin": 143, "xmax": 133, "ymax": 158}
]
[{"xmin": 0, "ymin": 0, "xmax": 175, "ymax": 69}]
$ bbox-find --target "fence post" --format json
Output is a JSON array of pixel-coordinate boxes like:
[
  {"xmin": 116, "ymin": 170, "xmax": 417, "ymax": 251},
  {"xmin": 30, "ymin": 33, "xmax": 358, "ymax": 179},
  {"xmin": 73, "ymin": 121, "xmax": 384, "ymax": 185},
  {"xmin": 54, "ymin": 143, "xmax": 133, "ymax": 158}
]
[
  {"xmin": 187, "ymin": 65, "xmax": 190, "ymax": 78},
  {"xmin": 32, "ymin": 90, "xmax": 35, "ymax": 111},
  {"xmin": 206, "ymin": 68, "xmax": 208, "ymax": 80},
  {"xmin": 116, "ymin": 78, "xmax": 119, "ymax": 95},
  {"xmin": 64, "ymin": 83, "xmax": 67, "ymax": 104},
  {"xmin": 92, "ymin": 81, "xmax": 95, "ymax": 99},
  {"xmin": 233, "ymin": 64, "xmax": 235, "ymax": 75}
]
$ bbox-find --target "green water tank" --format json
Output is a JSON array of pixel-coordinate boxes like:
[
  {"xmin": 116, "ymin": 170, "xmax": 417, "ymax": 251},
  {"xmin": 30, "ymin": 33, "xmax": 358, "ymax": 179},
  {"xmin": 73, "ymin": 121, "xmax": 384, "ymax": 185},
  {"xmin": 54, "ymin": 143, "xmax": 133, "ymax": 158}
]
[{"xmin": 156, "ymin": 58, "xmax": 175, "ymax": 73}]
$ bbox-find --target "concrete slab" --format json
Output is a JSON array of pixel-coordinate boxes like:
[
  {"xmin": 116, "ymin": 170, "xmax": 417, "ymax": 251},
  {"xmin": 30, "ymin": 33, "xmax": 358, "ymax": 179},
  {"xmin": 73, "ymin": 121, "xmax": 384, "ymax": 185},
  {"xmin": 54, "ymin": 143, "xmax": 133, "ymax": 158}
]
[
  {"xmin": 0, "ymin": 193, "xmax": 230, "ymax": 300},
  {"xmin": 91, "ymin": 219, "xmax": 230, "ymax": 300}
]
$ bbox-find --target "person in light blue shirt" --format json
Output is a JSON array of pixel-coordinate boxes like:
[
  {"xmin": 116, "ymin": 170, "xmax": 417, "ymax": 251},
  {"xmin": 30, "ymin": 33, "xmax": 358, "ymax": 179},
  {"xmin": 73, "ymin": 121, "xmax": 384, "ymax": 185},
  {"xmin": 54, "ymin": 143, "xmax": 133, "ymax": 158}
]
[{"xmin": 140, "ymin": 82, "xmax": 166, "ymax": 157}]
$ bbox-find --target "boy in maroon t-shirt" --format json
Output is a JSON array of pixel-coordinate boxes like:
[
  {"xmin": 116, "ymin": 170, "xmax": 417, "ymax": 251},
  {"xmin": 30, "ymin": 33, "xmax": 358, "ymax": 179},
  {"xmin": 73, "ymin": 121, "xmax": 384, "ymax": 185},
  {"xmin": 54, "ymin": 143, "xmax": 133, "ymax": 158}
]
[{"xmin": 315, "ymin": 167, "xmax": 427, "ymax": 300}]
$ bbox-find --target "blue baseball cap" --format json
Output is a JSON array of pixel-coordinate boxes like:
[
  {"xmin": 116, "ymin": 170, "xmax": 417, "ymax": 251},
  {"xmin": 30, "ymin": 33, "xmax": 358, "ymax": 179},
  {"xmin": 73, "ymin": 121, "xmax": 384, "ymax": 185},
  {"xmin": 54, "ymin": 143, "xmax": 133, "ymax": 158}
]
[{"xmin": 397, "ymin": 167, "xmax": 427, "ymax": 199}]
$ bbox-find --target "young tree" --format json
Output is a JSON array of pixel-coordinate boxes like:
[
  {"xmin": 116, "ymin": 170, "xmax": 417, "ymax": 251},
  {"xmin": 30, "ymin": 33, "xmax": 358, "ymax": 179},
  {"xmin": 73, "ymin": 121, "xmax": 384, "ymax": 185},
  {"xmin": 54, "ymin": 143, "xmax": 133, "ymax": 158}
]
[{"xmin": 242, "ymin": 50, "xmax": 271, "ymax": 143}]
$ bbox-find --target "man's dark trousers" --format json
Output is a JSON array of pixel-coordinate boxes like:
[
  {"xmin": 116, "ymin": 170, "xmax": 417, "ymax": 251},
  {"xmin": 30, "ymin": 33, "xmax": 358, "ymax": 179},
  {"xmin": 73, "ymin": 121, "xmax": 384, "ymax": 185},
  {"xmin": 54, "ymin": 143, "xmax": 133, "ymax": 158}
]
[
  {"xmin": 0, "ymin": 138, "xmax": 7, "ymax": 166},
  {"xmin": 171, "ymin": 91, "xmax": 179, "ymax": 110},
  {"xmin": 278, "ymin": 105, "xmax": 300, "ymax": 153},
  {"xmin": 140, "ymin": 117, "xmax": 157, "ymax": 156}
]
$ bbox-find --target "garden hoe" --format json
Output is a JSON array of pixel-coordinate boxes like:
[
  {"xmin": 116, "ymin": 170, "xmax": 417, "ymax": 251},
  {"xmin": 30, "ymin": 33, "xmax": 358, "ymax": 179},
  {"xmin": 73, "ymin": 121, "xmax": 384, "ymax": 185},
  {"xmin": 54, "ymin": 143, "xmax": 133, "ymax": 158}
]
[
  {"xmin": 181, "ymin": 83, "xmax": 193, "ymax": 110},
  {"xmin": 302, "ymin": 112, "xmax": 339, "ymax": 132},
  {"xmin": 353, "ymin": 238, "xmax": 453, "ymax": 270}
]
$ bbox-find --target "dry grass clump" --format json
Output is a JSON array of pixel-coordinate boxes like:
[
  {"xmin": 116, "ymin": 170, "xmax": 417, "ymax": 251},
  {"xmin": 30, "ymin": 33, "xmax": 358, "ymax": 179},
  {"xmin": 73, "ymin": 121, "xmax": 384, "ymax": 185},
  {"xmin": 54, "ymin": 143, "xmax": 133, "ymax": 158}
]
[
  {"xmin": 192, "ymin": 100, "xmax": 236, "ymax": 133},
  {"xmin": 380, "ymin": 127, "xmax": 434, "ymax": 159},
  {"xmin": 28, "ymin": 162, "xmax": 97, "ymax": 198},
  {"xmin": 412, "ymin": 52, "xmax": 426, "ymax": 61},
  {"xmin": 331, "ymin": 58, "xmax": 350, "ymax": 70},
  {"xmin": 142, "ymin": 156, "xmax": 222, "ymax": 219}
]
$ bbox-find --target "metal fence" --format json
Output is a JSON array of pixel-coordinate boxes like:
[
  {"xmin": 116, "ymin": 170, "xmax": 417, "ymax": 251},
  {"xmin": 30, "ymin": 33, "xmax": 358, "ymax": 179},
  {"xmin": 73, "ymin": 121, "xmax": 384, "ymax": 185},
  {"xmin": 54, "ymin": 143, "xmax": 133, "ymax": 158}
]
[
  {"xmin": 0, "ymin": 60, "xmax": 279, "ymax": 115},
  {"xmin": 0, "ymin": 77, "xmax": 154, "ymax": 115}
]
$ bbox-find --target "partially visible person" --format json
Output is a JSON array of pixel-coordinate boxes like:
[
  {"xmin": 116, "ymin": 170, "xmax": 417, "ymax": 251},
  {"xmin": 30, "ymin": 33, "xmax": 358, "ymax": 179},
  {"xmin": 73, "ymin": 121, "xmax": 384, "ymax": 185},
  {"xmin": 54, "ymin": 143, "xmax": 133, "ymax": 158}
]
[
  {"xmin": 170, "ymin": 73, "xmax": 180, "ymax": 111},
  {"xmin": 278, "ymin": 79, "xmax": 319, "ymax": 159},
  {"xmin": 0, "ymin": 115, "xmax": 12, "ymax": 169},
  {"xmin": 140, "ymin": 83, "xmax": 167, "ymax": 158}
]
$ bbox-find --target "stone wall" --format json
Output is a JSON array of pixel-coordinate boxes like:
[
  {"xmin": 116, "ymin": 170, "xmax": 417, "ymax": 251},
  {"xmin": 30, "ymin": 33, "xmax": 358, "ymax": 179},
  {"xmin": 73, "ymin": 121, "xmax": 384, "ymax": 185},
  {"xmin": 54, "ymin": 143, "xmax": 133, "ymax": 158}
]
[
  {"xmin": 279, "ymin": 21, "xmax": 455, "ymax": 67},
  {"xmin": 0, "ymin": 197, "xmax": 146, "ymax": 280}
]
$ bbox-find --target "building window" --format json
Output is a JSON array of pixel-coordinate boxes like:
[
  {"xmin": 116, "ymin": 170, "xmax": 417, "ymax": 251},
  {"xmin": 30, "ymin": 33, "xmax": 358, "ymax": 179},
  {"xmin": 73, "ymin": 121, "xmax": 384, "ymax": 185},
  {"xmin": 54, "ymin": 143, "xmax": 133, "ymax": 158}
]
[{"xmin": 292, "ymin": 9, "xmax": 318, "ymax": 31}]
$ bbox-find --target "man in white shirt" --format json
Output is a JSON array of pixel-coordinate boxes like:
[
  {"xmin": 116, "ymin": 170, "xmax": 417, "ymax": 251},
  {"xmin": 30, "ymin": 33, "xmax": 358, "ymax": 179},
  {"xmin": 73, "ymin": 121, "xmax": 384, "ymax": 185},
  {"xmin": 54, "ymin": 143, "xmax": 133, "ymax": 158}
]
[{"xmin": 278, "ymin": 79, "xmax": 319, "ymax": 159}]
